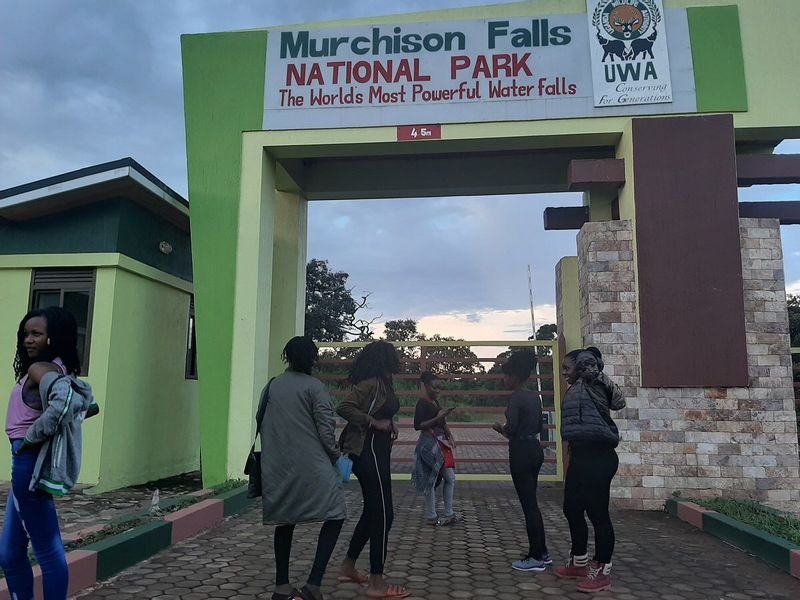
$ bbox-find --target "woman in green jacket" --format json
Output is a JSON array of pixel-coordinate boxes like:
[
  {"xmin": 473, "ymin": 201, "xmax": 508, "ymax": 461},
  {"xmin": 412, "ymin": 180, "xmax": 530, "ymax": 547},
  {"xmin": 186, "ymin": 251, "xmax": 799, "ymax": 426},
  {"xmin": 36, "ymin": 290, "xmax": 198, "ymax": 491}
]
[{"xmin": 337, "ymin": 341, "xmax": 409, "ymax": 599}]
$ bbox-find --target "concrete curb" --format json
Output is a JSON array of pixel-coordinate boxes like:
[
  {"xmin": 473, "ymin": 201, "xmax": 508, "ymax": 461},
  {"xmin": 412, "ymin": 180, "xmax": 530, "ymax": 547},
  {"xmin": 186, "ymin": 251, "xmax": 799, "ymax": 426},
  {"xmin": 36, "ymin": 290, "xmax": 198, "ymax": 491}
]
[
  {"xmin": 0, "ymin": 485, "xmax": 254, "ymax": 599},
  {"xmin": 665, "ymin": 498, "xmax": 800, "ymax": 580}
]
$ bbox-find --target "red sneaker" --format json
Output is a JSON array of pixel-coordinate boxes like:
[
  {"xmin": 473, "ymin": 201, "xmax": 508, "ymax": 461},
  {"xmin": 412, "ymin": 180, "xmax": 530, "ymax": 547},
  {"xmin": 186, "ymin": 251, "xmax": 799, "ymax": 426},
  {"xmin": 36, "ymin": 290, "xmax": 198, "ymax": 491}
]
[
  {"xmin": 576, "ymin": 562, "xmax": 612, "ymax": 593},
  {"xmin": 552, "ymin": 556, "xmax": 589, "ymax": 579}
]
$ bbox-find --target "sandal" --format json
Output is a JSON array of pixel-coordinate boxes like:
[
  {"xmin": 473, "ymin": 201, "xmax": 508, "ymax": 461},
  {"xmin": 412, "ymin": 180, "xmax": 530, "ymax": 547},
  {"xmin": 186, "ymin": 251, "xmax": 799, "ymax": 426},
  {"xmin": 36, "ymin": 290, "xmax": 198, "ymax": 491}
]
[
  {"xmin": 366, "ymin": 584, "xmax": 411, "ymax": 598},
  {"xmin": 337, "ymin": 571, "xmax": 369, "ymax": 584},
  {"xmin": 297, "ymin": 586, "xmax": 323, "ymax": 600},
  {"xmin": 271, "ymin": 590, "xmax": 301, "ymax": 600}
]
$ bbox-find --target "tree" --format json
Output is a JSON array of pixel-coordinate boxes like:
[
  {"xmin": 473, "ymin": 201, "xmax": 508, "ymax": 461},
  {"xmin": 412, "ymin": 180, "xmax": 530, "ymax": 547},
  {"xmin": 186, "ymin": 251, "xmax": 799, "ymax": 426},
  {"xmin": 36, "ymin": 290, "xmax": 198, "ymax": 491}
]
[
  {"xmin": 421, "ymin": 334, "xmax": 485, "ymax": 375},
  {"xmin": 383, "ymin": 319, "xmax": 419, "ymax": 342},
  {"xmin": 530, "ymin": 323, "xmax": 558, "ymax": 356},
  {"xmin": 304, "ymin": 259, "xmax": 377, "ymax": 341},
  {"xmin": 489, "ymin": 324, "xmax": 558, "ymax": 373},
  {"xmin": 788, "ymin": 294, "xmax": 800, "ymax": 348}
]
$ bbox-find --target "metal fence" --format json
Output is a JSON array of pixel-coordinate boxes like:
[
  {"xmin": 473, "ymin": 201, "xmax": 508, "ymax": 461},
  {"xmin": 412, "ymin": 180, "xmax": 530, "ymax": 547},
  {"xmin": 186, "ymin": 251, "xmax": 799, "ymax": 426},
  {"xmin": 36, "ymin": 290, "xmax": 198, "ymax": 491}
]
[{"xmin": 314, "ymin": 340, "xmax": 563, "ymax": 482}]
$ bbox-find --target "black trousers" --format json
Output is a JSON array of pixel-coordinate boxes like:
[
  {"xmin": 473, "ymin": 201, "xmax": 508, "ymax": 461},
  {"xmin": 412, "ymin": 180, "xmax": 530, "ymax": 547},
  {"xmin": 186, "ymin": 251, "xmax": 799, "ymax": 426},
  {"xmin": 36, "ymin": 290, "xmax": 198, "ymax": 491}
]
[
  {"xmin": 346, "ymin": 430, "xmax": 394, "ymax": 575},
  {"xmin": 563, "ymin": 442, "xmax": 619, "ymax": 564},
  {"xmin": 274, "ymin": 519, "xmax": 344, "ymax": 587},
  {"xmin": 509, "ymin": 438, "xmax": 548, "ymax": 560}
]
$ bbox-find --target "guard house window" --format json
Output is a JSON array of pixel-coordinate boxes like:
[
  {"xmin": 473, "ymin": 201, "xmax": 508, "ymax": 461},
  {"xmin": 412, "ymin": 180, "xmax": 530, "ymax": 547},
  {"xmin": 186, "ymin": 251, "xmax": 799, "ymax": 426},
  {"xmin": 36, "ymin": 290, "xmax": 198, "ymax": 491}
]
[
  {"xmin": 186, "ymin": 295, "xmax": 197, "ymax": 379},
  {"xmin": 30, "ymin": 268, "xmax": 96, "ymax": 376}
]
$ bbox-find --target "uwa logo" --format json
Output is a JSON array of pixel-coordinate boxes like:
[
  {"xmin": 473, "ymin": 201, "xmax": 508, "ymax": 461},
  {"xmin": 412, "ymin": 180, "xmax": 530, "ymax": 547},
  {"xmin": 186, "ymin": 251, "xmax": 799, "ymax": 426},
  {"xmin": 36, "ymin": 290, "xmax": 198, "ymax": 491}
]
[{"xmin": 591, "ymin": 0, "xmax": 662, "ymax": 63}]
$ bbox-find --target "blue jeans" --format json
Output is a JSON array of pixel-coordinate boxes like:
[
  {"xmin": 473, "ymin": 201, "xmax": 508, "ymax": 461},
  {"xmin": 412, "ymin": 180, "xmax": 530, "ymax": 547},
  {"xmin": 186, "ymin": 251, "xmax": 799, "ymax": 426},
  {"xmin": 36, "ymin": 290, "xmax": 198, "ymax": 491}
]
[
  {"xmin": 0, "ymin": 439, "xmax": 68, "ymax": 599},
  {"xmin": 424, "ymin": 467, "xmax": 455, "ymax": 520}
]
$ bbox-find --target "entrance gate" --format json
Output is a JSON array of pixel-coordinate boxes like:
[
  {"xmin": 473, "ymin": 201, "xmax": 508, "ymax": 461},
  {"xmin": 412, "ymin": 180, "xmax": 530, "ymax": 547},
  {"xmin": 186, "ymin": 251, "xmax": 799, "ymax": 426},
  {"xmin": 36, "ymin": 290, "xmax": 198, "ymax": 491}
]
[
  {"xmin": 182, "ymin": 1, "xmax": 800, "ymax": 510},
  {"xmin": 316, "ymin": 340, "xmax": 563, "ymax": 481}
]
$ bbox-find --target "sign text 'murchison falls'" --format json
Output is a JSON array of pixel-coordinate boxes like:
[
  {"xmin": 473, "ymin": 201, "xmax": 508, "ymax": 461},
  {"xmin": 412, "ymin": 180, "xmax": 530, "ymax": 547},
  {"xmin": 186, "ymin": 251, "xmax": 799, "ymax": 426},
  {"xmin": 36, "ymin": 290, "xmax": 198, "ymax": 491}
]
[{"xmin": 279, "ymin": 20, "xmax": 573, "ymax": 59}]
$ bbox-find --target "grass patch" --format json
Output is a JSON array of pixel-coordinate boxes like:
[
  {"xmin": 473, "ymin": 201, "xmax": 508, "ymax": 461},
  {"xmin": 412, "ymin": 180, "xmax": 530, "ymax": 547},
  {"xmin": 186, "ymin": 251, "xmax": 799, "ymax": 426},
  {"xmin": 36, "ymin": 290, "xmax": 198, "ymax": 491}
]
[
  {"xmin": 211, "ymin": 478, "xmax": 247, "ymax": 494},
  {"xmin": 691, "ymin": 497, "xmax": 800, "ymax": 546}
]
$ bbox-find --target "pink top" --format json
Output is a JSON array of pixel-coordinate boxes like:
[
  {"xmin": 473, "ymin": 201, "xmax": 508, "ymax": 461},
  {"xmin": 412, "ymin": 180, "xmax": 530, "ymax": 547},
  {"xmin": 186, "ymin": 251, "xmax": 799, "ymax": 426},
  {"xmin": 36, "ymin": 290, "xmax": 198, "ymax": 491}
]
[{"xmin": 5, "ymin": 358, "xmax": 66, "ymax": 440}]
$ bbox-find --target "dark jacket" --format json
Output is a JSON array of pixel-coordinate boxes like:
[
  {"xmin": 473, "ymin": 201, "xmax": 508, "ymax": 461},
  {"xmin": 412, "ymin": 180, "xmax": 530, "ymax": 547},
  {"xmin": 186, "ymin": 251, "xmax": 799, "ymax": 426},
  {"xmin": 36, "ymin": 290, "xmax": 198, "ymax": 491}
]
[{"xmin": 561, "ymin": 376, "xmax": 622, "ymax": 447}]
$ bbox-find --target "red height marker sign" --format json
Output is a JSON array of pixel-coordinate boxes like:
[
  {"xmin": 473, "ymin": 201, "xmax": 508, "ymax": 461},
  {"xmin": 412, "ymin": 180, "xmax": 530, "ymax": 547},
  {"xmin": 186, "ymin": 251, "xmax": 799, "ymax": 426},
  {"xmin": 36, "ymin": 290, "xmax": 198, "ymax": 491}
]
[{"xmin": 397, "ymin": 124, "xmax": 442, "ymax": 141}]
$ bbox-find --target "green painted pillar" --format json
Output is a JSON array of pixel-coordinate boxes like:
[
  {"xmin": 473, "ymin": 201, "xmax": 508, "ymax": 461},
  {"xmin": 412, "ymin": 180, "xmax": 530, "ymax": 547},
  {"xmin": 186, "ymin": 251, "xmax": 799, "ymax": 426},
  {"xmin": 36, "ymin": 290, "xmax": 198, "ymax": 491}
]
[
  {"xmin": 555, "ymin": 257, "xmax": 581, "ymax": 354},
  {"xmin": 228, "ymin": 146, "xmax": 308, "ymax": 478},
  {"xmin": 181, "ymin": 31, "xmax": 268, "ymax": 485}
]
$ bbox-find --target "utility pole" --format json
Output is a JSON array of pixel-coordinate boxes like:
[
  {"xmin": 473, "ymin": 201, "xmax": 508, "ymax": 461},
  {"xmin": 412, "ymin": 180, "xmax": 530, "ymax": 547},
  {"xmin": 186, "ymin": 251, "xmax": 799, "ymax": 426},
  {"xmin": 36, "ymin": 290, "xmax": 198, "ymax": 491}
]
[{"xmin": 528, "ymin": 264, "xmax": 536, "ymax": 338}]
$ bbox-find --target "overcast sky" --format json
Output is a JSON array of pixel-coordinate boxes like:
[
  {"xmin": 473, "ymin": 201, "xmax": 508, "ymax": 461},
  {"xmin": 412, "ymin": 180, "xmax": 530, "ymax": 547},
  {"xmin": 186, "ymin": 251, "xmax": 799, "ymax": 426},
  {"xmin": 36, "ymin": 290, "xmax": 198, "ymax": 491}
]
[{"xmin": 2, "ymin": 1, "xmax": 798, "ymax": 340}]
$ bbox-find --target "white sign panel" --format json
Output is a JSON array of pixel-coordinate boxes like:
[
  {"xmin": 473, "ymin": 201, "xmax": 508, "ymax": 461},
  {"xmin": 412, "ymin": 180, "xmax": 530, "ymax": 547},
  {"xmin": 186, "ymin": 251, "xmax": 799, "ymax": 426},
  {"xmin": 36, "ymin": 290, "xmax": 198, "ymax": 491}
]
[
  {"xmin": 586, "ymin": 0, "xmax": 672, "ymax": 107},
  {"xmin": 263, "ymin": 10, "xmax": 694, "ymax": 130}
]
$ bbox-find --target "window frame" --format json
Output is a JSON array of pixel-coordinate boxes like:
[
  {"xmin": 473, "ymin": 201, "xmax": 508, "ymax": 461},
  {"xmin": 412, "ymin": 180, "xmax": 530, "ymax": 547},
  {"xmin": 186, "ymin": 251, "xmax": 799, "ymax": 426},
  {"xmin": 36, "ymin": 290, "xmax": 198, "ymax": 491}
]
[{"xmin": 29, "ymin": 268, "xmax": 96, "ymax": 376}]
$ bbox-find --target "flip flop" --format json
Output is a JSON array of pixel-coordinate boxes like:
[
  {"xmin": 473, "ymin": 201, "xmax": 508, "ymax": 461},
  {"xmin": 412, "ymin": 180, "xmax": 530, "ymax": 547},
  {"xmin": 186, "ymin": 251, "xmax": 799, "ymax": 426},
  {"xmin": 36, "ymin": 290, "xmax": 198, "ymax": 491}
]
[
  {"xmin": 296, "ymin": 586, "xmax": 322, "ymax": 600},
  {"xmin": 271, "ymin": 590, "xmax": 301, "ymax": 600},
  {"xmin": 366, "ymin": 584, "xmax": 411, "ymax": 598},
  {"xmin": 337, "ymin": 572, "xmax": 369, "ymax": 584}
]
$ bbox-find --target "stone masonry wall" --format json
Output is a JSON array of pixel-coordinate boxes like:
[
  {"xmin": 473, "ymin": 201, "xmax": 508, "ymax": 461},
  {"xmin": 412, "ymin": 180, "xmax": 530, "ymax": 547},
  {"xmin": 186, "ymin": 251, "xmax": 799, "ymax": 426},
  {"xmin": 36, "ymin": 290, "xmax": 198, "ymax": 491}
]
[{"xmin": 575, "ymin": 218, "xmax": 800, "ymax": 513}]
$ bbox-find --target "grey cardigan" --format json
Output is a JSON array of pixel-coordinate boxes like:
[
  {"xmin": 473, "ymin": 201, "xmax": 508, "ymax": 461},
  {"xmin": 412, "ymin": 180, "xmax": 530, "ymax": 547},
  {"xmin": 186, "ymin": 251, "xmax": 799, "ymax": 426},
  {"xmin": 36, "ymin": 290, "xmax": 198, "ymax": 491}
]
[{"xmin": 21, "ymin": 371, "xmax": 98, "ymax": 496}]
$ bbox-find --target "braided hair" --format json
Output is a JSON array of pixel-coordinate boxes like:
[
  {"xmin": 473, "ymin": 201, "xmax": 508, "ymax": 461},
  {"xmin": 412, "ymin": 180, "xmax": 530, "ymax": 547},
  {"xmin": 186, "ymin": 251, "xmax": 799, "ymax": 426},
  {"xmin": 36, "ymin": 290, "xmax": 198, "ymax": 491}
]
[{"xmin": 14, "ymin": 307, "xmax": 81, "ymax": 380}]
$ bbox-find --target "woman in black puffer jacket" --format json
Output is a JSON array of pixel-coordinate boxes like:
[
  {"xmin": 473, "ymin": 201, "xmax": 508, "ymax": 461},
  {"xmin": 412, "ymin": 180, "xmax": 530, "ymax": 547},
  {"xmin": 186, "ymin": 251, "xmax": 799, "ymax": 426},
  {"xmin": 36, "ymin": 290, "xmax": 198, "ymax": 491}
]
[{"xmin": 554, "ymin": 347, "xmax": 625, "ymax": 594}]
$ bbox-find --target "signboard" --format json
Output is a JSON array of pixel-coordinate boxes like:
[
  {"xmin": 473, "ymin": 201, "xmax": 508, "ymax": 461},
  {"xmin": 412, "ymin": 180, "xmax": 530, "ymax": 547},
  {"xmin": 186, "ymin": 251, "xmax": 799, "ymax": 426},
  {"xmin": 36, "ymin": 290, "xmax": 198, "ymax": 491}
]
[
  {"xmin": 397, "ymin": 125, "xmax": 442, "ymax": 141},
  {"xmin": 587, "ymin": 0, "xmax": 672, "ymax": 107},
  {"xmin": 263, "ymin": 8, "xmax": 695, "ymax": 130}
]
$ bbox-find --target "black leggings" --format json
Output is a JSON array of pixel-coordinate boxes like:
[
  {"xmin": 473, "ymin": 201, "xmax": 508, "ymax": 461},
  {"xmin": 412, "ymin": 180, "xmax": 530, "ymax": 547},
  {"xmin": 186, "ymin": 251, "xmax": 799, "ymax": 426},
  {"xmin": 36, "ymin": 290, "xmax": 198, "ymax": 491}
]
[
  {"xmin": 509, "ymin": 438, "xmax": 548, "ymax": 560},
  {"xmin": 274, "ymin": 519, "xmax": 344, "ymax": 587},
  {"xmin": 346, "ymin": 430, "xmax": 394, "ymax": 575},
  {"xmin": 563, "ymin": 442, "xmax": 619, "ymax": 564}
]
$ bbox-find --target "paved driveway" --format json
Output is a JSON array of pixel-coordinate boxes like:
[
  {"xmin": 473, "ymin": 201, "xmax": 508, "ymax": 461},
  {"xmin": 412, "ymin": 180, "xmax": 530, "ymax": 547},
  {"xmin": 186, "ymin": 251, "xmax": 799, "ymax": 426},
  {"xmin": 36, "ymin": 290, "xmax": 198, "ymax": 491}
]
[{"xmin": 76, "ymin": 482, "xmax": 799, "ymax": 600}]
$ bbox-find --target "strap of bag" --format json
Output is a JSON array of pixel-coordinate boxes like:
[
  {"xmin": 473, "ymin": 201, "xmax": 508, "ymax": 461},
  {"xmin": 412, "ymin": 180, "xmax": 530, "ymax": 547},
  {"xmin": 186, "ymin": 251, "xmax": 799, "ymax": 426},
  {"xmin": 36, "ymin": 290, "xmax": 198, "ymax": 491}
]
[{"xmin": 250, "ymin": 377, "xmax": 275, "ymax": 453}]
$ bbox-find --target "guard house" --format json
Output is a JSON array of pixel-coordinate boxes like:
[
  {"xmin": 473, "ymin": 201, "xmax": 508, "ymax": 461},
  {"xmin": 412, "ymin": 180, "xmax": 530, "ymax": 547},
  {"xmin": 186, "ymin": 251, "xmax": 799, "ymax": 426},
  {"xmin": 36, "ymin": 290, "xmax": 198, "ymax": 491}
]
[
  {"xmin": 181, "ymin": 0, "xmax": 800, "ymax": 512},
  {"xmin": 0, "ymin": 158, "xmax": 199, "ymax": 492}
]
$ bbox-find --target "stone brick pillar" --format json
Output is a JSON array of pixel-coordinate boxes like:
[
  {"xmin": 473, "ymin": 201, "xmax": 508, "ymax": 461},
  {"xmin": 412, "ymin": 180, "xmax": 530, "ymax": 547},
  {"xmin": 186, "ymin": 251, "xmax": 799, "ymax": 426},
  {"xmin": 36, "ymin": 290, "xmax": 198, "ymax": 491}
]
[{"xmin": 575, "ymin": 218, "xmax": 800, "ymax": 513}]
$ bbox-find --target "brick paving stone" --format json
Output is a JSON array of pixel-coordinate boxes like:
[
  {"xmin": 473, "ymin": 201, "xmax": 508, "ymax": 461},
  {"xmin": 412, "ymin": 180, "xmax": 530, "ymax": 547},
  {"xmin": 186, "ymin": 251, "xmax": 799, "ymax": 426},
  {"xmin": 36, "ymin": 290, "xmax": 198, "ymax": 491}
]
[
  {"xmin": 75, "ymin": 482, "xmax": 800, "ymax": 599},
  {"xmin": 0, "ymin": 471, "xmax": 203, "ymax": 537}
]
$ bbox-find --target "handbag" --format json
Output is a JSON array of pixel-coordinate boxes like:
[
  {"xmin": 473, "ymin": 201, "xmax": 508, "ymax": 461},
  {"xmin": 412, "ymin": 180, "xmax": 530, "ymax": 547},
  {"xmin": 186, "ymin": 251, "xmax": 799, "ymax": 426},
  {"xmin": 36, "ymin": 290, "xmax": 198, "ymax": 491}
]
[
  {"xmin": 244, "ymin": 378, "xmax": 274, "ymax": 499},
  {"xmin": 336, "ymin": 382, "xmax": 381, "ymax": 482}
]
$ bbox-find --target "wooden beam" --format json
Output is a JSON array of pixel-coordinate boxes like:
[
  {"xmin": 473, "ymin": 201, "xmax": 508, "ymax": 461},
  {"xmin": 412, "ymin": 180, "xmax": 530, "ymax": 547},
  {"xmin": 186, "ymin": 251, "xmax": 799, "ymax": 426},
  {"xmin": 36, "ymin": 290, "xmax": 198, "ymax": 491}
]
[
  {"xmin": 567, "ymin": 159, "xmax": 626, "ymax": 192},
  {"xmin": 543, "ymin": 206, "xmax": 588, "ymax": 230},
  {"xmin": 739, "ymin": 201, "xmax": 800, "ymax": 225},
  {"xmin": 736, "ymin": 154, "xmax": 800, "ymax": 186}
]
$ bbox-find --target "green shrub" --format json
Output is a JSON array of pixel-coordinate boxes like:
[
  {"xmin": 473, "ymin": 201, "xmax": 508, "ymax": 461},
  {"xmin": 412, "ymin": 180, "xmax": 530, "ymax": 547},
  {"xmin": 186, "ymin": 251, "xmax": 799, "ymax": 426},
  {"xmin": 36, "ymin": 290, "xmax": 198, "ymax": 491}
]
[{"xmin": 692, "ymin": 497, "xmax": 800, "ymax": 546}]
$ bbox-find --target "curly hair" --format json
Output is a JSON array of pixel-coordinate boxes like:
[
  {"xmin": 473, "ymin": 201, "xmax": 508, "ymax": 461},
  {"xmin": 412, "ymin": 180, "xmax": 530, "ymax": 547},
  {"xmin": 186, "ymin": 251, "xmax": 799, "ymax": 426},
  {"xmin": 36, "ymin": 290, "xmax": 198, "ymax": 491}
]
[
  {"xmin": 281, "ymin": 336, "xmax": 319, "ymax": 375},
  {"xmin": 501, "ymin": 351, "xmax": 537, "ymax": 382},
  {"xmin": 348, "ymin": 340, "xmax": 400, "ymax": 384},
  {"xmin": 14, "ymin": 307, "xmax": 81, "ymax": 380}
]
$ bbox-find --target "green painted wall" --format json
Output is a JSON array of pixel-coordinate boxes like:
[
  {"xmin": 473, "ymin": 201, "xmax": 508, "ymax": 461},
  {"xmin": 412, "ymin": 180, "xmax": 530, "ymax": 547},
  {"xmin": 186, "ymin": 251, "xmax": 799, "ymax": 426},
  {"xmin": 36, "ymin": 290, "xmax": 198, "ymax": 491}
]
[
  {"xmin": 115, "ymin": 202, "xmax": 192, "ymax": 281},
  {"xmin": 688, "ymin": 5, "xmax": 747, "ymax": 113},
  {"xmin": 0, "ymin": 200, "xmax": 192, "ymax": 282},
  {"xmin": 94, "ymin": 268, "xmax": 199, "ymax": 492},
  {"xmin": 0, "ymin": 266, "xmax": 104, "ymax": 485},
  {"xmin": 181, "ymin": 31, "xmax": 268, "ymax": 485},
  {"xmin": 556, "ymin": 257, "xmax": 582, "ymax": 353},
  {"xmin": 0, "ymin": 269, "xmax": 40, "ymax": 482},
  {"xmin": 0, "ymin": 258, "xmax": 197, "ymax": 490}
]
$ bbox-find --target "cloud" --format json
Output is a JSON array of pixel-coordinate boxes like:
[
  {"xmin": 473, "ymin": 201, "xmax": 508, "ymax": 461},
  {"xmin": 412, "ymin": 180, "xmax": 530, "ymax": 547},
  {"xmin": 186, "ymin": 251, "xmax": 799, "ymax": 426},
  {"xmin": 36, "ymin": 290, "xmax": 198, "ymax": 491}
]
[
  {"xmin": 787, "ymin": 280, "xmax": 800, "ymax": 295},
  {"xmin": 3, "ymin": 0, "xmax": 800, "ymax": 344}
]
